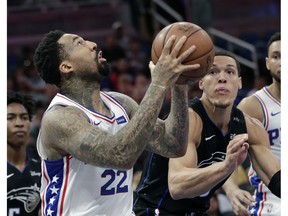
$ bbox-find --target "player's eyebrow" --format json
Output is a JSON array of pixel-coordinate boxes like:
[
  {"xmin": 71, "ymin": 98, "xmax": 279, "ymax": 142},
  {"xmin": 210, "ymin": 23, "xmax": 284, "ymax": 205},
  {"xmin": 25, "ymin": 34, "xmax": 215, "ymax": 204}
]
[
  {"xmin": 226, "ymin": 64, "xmax": 236, "ymax": 68},
  {"xmin": 72, "ymin": 36, "xmax": 80, "ymax": 44}
]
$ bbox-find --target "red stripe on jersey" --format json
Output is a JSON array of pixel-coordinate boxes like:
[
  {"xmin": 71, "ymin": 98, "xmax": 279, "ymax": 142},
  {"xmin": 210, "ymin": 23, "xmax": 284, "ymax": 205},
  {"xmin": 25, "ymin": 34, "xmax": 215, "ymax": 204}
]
[
  {"xmin": 56, "ymin": 94, "xmax": 116, "ymax": 124},
  {"xmin": 42, "ymin": 161, "xmax": 49, "ymax": 216},
  {"xmin": 255, "ymin": 95, "xmax": 269, "ymax": 130},
  {"xmin": 59, "ymin": 156, "xmax": 70, "ymax": 215},
  {"xmin": 258, "ymin": 191, "xmax": 267, "ymax": 216},
  {"xmin": 263, "ymin": 87, "xmax": 280, "ymax": 106},
  {"xmin": 100, "ymin": 92, "xmax": 129, "ymax": 120}
]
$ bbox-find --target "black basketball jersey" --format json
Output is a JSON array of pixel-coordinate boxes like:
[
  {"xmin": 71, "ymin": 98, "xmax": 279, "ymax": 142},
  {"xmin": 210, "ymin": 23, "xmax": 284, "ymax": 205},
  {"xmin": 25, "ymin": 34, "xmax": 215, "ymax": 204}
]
[
  {"xmin": 7, "ymin": 153, "xmax": 41, "ymax": 216},
  {"xmin": 133, "ymin": 97, "xmax": 247, "ymax": 215}
]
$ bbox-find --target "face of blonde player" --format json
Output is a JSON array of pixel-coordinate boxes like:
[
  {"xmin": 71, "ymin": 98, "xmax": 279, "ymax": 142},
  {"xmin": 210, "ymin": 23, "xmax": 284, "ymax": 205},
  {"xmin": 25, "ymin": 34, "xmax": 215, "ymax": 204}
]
[
  {"xmin": 7, "ymin": 103, "xmax": 31, "ymax": 148},
  {"xmin": 58, "ymin": 33, "xmax": 100, "ymax": 76},
  {"xmin": 266, "ymin": 40, "xmax": 281, "ymax": 83},
  {"xmin": 199, "ymin": 55, "xmax": 242, "ymax": 108}
]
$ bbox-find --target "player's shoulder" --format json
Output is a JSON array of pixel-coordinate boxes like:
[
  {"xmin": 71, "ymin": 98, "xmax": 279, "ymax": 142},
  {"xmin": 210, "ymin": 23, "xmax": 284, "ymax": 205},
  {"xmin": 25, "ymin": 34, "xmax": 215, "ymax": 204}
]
[
  {"xmin": 43, "ymin": 105, "xmax": 88, "ymax": 122},
  {"xmin": 237, "ymin": 94, "xmax": 263, "ymax": 121},
  {"xmin": 107, "ymin": 91, "xmax": 138, "ymax": 116},
  {"xmin": 237, "ymin": 94, "xmax": 259, "ymax": 109},
  {"xmin": 40, "ymin": 105, "xmax": 90, "ymax": 138},
  {"xmin": 243, "ymin": 112, "xmax": 270, "ymax": 147},
  {"xmin": 188, "ymin": 107, "xmax": 201, "ymax": 120},
  {"xmin": 243, "ymin": 112, "xmax": 265, "ymax": 133},
  {"xmin": 107, "ymin": 91, "xmax": 134, "ymax": 102}
]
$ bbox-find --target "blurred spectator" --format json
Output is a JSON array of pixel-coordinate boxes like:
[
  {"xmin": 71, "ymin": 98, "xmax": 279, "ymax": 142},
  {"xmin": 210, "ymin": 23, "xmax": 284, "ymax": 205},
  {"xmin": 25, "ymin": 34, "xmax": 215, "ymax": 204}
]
[
  {"xmin": 131, "ymin": 73, "xmax": 150, "ymax": 103},
  {"xmin": 247, "ymin": 75, "xmax": 268, "ymax": 96},
  {"xmin": 29, "ymin": 100, "xmax": 47, "ymax": 149},
  {"xmin": 126, "ymin": 36, "xmax": 149, "ymax": 72},
  {"xmin": 7, "ymin": 91, "xmax": 41, "ymax": 216},
  {"xmin": 116, "ymin": 72, "xmax": 134, "ymax": 97},
  {"xmin": 7, "ymin": 45, "xmax": 57, "ymax": 105},
  {"xmin": 108, "ymin": 58, "xmax": 135, "ymax": 92},
  {"xmin": 102, "ymin": 33, "xmax": 127, "ymax": 63},
  {"xmin": 111, "ymin": 21, "xmax": 132, "ymax": 51}
]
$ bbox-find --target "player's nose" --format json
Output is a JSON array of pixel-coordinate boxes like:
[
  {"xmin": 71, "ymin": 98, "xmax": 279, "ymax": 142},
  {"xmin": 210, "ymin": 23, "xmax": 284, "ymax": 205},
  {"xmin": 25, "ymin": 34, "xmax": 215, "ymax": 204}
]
[{"xmin": 87, "ymin": 40, "xmax": 96, "ymax": 51}]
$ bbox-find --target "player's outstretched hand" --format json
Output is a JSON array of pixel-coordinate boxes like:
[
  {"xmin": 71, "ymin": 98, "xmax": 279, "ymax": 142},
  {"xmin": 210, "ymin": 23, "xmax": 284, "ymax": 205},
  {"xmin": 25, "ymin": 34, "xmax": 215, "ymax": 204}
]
[
  {"xmin": 150, "ymin": 35, "xmax": 200, "ymax": 88},
  {"xmin": 226, "ymin": 187, "xmax": 254, "ymax": 216},
  {"xmin": 225, "ymin": 134, "xmax": 249, "ymax": 173}
]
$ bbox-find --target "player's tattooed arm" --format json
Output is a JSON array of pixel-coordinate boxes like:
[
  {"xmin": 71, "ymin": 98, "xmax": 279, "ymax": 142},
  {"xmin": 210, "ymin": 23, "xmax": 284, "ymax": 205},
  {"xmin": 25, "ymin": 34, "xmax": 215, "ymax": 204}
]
[
  {"xmin": 41, "ymin": 84, "xmax": 167, "ymax": 169},
  {"xmin": 113, "ymin": 85, "xmax": 189, "ymax": 158},
  {"xmin": 145, "ymin": 85, "xmax": 189, "ymax": 157}
]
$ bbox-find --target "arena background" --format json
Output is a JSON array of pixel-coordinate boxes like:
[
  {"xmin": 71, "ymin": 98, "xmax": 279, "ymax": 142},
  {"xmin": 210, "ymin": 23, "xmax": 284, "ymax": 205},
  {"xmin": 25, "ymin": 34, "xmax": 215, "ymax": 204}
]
[{"xmin": 4, "ymin": 0, "xmax": 286, "ymax": 215}]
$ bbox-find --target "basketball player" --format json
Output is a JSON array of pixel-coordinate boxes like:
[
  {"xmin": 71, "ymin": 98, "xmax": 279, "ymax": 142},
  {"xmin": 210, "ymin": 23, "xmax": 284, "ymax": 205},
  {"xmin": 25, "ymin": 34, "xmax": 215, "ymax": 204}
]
[
  {"xmin": 33, "ymin": 30, "xmax": 200, "ymax": 216},
  {"xmin": 7, "ymin": 91, "xmax": 41, "ymax": 216},
  {"xmin": 133, "ymin": 51, "xmax": 280, "ymax": 215},
  {"xmin": 223, "ymin": 32, "xmax": 281, "ymax": 216}
]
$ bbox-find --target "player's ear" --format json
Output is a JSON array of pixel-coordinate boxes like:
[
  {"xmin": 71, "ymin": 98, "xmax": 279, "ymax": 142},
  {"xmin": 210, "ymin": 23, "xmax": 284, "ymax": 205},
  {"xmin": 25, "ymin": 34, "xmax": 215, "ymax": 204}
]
[
  {"xmin": 199, "ymin": 79, "xmax": 204, "ymax": 90},
  {"xmin": 59, "ymin": 61, "xmax": 73, "ymax": 74},
  {"xmin": 265, "ymin": 57, "xmax": 270, "ymax": 70},
  {"xmin": 238, "ymin": 77, "xmax": 242, "ymax": 90}
]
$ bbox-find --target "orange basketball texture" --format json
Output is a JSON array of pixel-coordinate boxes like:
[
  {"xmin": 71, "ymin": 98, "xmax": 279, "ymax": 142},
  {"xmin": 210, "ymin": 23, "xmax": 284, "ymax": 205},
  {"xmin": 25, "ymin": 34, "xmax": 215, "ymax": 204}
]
[{"xmin": 151, "ymin": 22, "xmax": 215, "ymax": 82}]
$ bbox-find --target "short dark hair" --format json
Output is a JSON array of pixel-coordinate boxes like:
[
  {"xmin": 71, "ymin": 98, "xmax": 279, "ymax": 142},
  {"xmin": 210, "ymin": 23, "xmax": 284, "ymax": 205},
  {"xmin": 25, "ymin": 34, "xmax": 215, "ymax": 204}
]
[
  {"xmin": 215, "ymin": 51, "xmax": 241, "ymax": 76},
  {"xmin": 33, "ymin": 30, "xmax": 65, "ymax": 87},
  {"xmin": 7, "ymin": 91, "xmax": 36, "ymax": 121},
  {"xmin": 267, "ymin": 32, "xmax": 280, "ymax": 52}
]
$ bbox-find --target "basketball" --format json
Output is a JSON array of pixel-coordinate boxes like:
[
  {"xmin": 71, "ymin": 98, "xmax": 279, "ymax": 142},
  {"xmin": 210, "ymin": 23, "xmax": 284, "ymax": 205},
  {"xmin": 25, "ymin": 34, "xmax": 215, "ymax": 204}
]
[{"xmin": 151, "ymin": 22, "xmax": 215, "ymax": 83}]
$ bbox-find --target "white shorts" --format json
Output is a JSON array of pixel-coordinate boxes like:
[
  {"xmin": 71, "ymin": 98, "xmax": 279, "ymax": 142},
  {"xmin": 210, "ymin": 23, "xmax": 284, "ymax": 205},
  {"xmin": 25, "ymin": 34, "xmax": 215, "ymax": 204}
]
[{"xmin": 248, "ymin": 190, "xmax": 281, "ymax": 216}]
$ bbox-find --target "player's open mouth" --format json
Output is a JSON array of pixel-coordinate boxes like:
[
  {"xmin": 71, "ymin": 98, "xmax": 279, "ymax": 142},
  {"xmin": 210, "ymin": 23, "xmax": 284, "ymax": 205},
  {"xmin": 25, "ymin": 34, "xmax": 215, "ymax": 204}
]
[{"xmin": 98, "ymin": 51, "xmax": 106, "ymax": 63}]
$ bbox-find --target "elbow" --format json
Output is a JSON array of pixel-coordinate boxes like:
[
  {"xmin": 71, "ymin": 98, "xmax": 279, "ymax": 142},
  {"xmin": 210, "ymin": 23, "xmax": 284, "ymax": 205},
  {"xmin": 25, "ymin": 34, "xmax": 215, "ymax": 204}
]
[
  {"xmin": 178, "ymin": 146, "xmax": 187, "ymax": 157},
  {"xmin": 119, "ymin": 159, "xmax": 136, "ymax": 170},
  {"xmin": 168, "ymin": 180, "xmax": 187, "ymax": 200},
  {"xmin": 108, "ymin": 155, "xmax": 136, "ymax": 170},
  {"xmin": 171, "ymin": 144, "xmax": 187, "ymax": 158},
  {"xmin": 168, "ymin": 138, "xmax": 188, "ymax": 158},
  {"xmin": 169, "ymin": 184, "xmax": 186, "ymax": 200}
]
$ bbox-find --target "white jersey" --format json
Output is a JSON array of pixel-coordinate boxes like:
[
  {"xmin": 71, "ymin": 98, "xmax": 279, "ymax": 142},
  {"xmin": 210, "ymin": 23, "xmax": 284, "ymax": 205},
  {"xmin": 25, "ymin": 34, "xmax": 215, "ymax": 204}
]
[
  {"xmin": 248, "ymin": 87, "xmax": 281, "ymax": 216},
  {"xmin": 37, "ymin": 92, "xmax": 135, "ymax": 216}
]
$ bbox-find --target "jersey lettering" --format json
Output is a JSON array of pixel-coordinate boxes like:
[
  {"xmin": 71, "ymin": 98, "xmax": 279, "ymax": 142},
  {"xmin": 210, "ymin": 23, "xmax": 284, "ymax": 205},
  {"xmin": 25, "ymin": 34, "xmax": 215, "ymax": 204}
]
[
  {"xmin": 8, "ymin": 208, "xmax": 20, "ymax": 216},
  {"xmin": 100, "ymin": 169, "xmax": 128, "ymax": 195},
  {"xmin": 268, "ymin": 128, "xmax": 280, "ymax": 145}
]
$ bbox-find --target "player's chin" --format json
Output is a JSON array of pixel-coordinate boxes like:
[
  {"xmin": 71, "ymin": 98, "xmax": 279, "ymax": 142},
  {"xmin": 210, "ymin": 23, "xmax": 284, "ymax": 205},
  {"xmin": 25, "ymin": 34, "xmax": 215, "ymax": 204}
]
[
  {"xmin": 213, "ymin": 100, "xmax": 231, "ymax": 109},
  {"xmin": 98, "ymin": 62, "xmax": 111, "ymax": 77}
]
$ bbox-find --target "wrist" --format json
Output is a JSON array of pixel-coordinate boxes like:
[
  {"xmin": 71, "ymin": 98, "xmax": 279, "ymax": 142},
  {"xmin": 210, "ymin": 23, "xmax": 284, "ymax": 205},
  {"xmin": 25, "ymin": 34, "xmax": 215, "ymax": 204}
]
[{"xmin": 150, "ymin": 83, "xmax": 167, "ymax": 90}]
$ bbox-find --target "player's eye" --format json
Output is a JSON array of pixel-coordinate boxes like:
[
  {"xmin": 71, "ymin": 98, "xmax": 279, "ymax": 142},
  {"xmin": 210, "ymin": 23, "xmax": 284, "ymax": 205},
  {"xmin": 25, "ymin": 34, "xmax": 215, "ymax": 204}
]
[
  {"xmin": 22, "ymin": 116, "xmax": 29, "ymax": 121},
  {"xmin": 7, "ymin": 116, "xmax": 14, "ymax": 121},
  {"xmin": 77, "ymin": 40, "xmax": 84, "ymax": 46},
  {"xmin": 272, "ymin": 54, "xmax": 280, "ymax": 60},
  {"xmin": 208, "ymin": 69, "xmax": 218, "ymax": 75}
]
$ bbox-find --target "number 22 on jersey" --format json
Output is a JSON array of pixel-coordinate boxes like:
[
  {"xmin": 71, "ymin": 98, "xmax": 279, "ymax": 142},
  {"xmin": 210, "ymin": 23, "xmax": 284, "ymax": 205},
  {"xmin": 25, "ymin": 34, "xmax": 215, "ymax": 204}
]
[{"xmin": 100, "ymin": 169, "xmax": 129, "ymax": 195}]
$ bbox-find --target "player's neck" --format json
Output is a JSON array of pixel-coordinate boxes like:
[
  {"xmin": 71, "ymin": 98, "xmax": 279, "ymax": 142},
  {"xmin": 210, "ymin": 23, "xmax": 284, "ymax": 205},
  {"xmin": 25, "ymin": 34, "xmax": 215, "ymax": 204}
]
[
  {"xmin": 61, "ymin": 79, "xmax": 112, "ymax": 116},
  {"xmin": 267, "ymin": 82, "xmax": 280, "ymax": 102},
  {"xmin": 61, "ymin": 77, "xmax": 101, "ymax": 103},
  {"xmin": 209, "ymin": 110, "xmax": 231, "ymax": 135},
  {"xmin": 7, "ymin": 144, "xmax": 27, "ymax": 171},
  {"xmin": 202, "ymin": 99, "xmax": 232, "ymax": 135}
]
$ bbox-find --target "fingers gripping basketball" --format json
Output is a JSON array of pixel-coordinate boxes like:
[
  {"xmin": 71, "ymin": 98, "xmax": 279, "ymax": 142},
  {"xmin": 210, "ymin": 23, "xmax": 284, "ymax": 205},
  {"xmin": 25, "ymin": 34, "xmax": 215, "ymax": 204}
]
[{"xmin": 151, "ymin": 22, "xmax": 215, "ymax": 83}]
